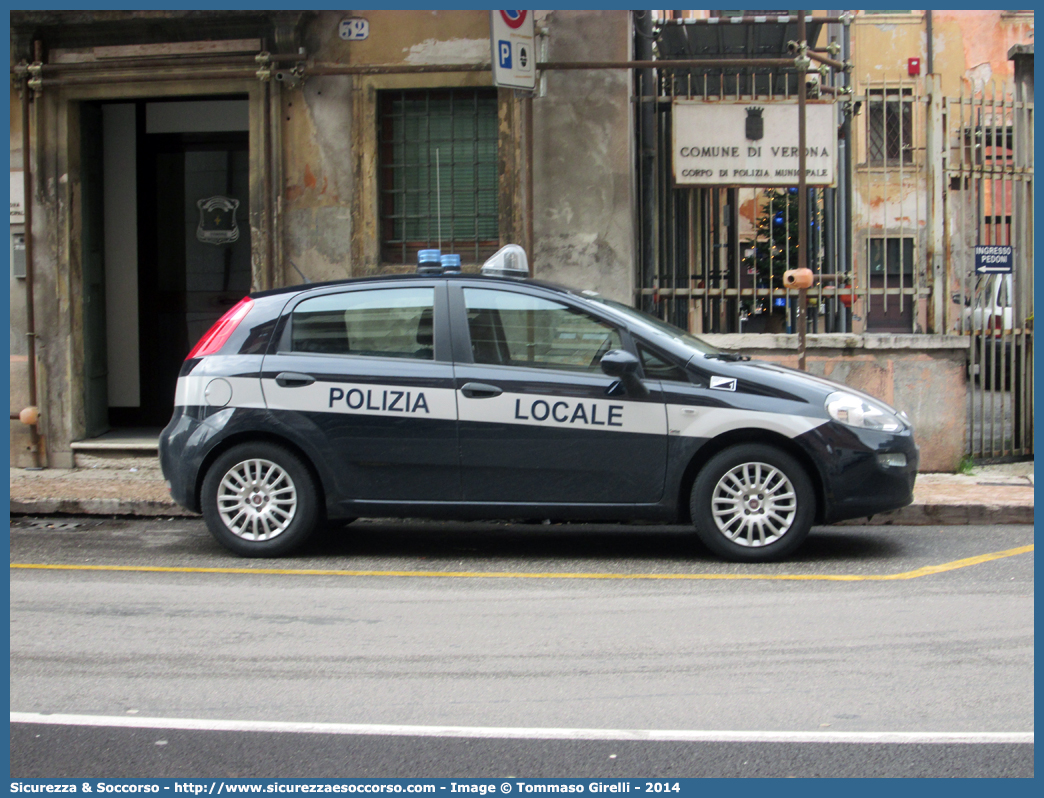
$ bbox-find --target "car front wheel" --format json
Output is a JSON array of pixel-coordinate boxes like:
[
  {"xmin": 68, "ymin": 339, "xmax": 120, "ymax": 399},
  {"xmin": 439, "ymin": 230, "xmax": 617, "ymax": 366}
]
[
  {"xmin": 201, "ymin": 442, "xmax": 320, "ymax": 557},
  {"xmin": 690, "ymin": 444, "xmax": 815, "ymax": 562}
]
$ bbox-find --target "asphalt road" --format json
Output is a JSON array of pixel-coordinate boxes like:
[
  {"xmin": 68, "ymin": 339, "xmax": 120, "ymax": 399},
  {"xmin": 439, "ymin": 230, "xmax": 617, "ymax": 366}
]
[{"xmin": 9, "ymin": 516, "xmax": 1035, "ymax": 778}]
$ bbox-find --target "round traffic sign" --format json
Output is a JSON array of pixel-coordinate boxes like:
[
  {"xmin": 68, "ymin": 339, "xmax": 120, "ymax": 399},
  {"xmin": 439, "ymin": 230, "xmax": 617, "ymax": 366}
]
[{"xmin": 500, "ymin": 10, "xmax": 527, "ymax": 29}]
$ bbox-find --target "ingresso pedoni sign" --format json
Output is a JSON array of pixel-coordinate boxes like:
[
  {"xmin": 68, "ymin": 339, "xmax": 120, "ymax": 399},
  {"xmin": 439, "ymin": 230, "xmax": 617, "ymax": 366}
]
[{"xmin": 672, "ymin": 100, "xmax": 837, "ymax": 187}]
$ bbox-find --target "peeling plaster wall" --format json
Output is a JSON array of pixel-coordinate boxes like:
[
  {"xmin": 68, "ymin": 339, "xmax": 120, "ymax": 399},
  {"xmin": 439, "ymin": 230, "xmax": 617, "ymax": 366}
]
[
  {"xmin": 280, "ymin": 10, "xmax": 635, "ymax": 293},
  {"xmin": 850, "ymin": 10, "xmax": 1034, "ymax": 337},
  {"xmin": 850, "ymin": 178, "xmax": 929, "ymax": 280},
  {"xmin": 281, "ymin": 74, "xmax": 355, "ymax": 284},
  {"xmin": 280, "ymin": 11, "xmax": 496, "ymax": 283},
  {"xmin": 854, "ymin": 10, "xmax": 1033, "ymax": 93},
  {"xmin": 931, "ymin": 10, "xmax": 1034, "ymax": 96},
  {"xmin": 533, "ymin": 10, "xmax": 634, "ymax": 303}
]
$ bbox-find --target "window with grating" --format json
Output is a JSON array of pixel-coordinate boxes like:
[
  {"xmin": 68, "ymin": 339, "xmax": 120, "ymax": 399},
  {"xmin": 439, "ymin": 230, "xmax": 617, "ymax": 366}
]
[
  {"xmin": 869, "ymin": 237, "xmax": 915, "ymax": 275},
  {"xmin": 867, "ymin": 89, "xmax": 913, "ymax": 166},
  {"xmin": 379, "ymin": 88, "xmax": 499, "ymax": 265}
]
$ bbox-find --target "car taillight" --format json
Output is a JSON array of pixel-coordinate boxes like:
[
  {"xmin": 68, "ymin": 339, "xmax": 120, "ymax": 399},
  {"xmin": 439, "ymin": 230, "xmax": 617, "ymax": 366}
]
[
  {"xmin": 186, "ymin": 297, "xmax": 254, "ymax": 359},
  {"xmin": 985, "ymin": 314, "xmax": 1004, "ymax": 334}
]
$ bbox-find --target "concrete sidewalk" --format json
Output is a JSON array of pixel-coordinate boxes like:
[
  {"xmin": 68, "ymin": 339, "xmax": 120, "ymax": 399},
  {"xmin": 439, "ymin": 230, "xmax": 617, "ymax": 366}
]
[{"xmin": 8, "ymin": 457, "xmax": 1033, "ymax": 525}]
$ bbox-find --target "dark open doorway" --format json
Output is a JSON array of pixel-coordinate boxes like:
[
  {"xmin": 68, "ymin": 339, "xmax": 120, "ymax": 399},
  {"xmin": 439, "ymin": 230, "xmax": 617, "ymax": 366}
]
[{"xmin": 80, "ymin": 97, "xmax": 251, "ymax": 431}]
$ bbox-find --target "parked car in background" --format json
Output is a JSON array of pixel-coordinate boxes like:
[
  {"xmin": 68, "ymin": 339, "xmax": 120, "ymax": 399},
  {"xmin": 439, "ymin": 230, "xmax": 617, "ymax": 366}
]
[
  {"xmin": 968, "ymin": 274, "xmax": 1014, "ymax": 334},
  {"xmin": 965, "ymin": 274, "xmax": 1022, "ymax": 390}
]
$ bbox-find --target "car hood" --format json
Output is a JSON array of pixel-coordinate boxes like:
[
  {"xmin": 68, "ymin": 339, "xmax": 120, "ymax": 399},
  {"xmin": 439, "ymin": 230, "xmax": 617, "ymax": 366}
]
[{"xmin": 692, "ymin": 355, "xmax": 907, "ymax": 417}]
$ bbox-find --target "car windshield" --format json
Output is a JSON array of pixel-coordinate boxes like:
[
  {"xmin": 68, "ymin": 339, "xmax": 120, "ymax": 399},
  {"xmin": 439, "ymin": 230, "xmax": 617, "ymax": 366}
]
[{"xmin": 586, "ymin": 296, "xmax": 722, "ymax": 356}]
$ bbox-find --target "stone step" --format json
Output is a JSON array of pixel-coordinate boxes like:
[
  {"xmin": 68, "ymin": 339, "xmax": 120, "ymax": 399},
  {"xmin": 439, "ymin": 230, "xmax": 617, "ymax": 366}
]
[{"xmin": 70, "ymin": 428, "xmax": 161, "ymax": 469}]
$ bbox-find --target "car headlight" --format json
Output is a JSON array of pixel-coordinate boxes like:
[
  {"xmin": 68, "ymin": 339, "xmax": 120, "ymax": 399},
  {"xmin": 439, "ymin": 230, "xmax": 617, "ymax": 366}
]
[{"xmin": 825, "ymin": 391, "xmax": 905, "ymax": 433}]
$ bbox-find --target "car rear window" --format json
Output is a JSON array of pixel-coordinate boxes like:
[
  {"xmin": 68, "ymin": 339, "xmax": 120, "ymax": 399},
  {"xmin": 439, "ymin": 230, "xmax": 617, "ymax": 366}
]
[{"xmin": 289, "ymin": 287, "xmax": 435, "ymax": 360}]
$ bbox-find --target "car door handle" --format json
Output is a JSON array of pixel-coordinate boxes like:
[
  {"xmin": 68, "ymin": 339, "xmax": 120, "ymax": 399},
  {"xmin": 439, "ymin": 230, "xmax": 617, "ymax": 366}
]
[
  {"xmin": 460, "ymin": 382, "xmax": 503, "ymax": 399},
  {"xmin": 275, "ymin": 372, "xmax": 315, "ymax": 388}
]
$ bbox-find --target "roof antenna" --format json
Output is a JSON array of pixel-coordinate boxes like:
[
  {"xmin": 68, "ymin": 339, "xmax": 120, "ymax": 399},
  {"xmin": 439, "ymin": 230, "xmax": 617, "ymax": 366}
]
[{"xmin": 435, "ymin": 147, "xmax": 442, "ymax": 252}]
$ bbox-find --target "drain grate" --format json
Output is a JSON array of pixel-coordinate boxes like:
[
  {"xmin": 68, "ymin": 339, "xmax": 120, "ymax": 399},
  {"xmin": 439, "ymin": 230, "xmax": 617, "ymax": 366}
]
[{"xmin": 13, "ymin": 519, "xmax": 105, "ymax": 530}]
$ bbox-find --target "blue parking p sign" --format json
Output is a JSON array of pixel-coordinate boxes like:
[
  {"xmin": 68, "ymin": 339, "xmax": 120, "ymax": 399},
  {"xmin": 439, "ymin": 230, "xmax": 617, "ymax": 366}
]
[
  {"xmin": 975, "ymin": 245, "xmax": 1013, "ymax": 274},
  {"xmin": 490, "ymin": 10, "xmax": 535, "ymax": 90}
]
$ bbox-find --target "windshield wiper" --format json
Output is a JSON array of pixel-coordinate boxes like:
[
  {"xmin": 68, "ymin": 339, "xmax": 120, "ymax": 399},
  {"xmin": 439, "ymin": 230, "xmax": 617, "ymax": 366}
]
[{"xmin": 704, "ymin": 352, "xmax": 750, "ymax": 362}]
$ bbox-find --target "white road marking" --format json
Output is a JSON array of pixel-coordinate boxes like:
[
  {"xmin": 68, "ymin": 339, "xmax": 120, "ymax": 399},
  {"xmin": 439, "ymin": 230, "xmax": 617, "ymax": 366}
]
[{"xmin": 10, "ymin": 713, "xmax": 1032, "ymax": 745}]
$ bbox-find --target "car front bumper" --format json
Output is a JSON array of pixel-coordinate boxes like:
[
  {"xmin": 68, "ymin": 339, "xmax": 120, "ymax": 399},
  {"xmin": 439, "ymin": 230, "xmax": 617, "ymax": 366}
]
[{"xmin": 800, "ymin": 421, "xmax": 919, "ymax": 524}]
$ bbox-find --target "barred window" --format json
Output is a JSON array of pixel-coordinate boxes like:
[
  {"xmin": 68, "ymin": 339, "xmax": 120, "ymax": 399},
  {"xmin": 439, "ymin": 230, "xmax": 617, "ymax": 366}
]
[
  {"xmin": 869, "ymin": 237, "xmax": 914, "ymax": 275},
  {"xmin": 379, "ymin": 89, "xmax": 499, "ymax": 265},
  {"xmin": 867, "ymin": 89, "xmax": 913, "ymax": 166}
]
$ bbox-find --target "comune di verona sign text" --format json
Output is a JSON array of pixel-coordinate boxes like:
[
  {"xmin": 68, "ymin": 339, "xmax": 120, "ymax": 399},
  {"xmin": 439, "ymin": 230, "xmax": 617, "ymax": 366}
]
[{"xmin": 673, "ymin": 100, "xmax": 837, "ymax": 187}]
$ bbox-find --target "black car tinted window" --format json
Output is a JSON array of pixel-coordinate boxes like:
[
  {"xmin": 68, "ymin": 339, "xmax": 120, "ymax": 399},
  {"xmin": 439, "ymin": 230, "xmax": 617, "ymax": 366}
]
[
  {"xmin": 290, "ymin": 287, "xmax": 435, "ymax": 360},
  {"xmin": 464, "ymin": 287, "xmax": 621, "ymax": 371}
]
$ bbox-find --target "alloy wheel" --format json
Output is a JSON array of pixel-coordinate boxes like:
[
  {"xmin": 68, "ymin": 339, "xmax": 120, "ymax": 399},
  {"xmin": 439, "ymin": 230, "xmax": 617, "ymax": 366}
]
[
  {"xmin": 216, "ymin": 458, "xmax": 298, "ymax": 541},
  {"xmin": 710, "ymin": 461, "xmax": 798, "ymax": 547}
]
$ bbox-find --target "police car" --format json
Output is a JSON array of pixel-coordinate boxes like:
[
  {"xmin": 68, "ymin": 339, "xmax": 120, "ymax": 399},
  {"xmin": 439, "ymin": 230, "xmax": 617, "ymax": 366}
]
[{"xmin": 159, "ymin": 245, "xmax": 918, "ymax": 562}]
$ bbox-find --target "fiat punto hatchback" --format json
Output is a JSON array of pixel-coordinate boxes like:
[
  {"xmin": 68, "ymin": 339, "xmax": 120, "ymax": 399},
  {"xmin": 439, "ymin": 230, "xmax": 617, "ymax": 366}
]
[{"xmin": 160, "ymin": 246, "xmax": 918, "ymax": 562}]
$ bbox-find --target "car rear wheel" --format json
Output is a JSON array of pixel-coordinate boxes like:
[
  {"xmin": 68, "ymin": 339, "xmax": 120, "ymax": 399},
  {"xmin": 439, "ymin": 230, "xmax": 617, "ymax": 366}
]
[
  {"xmin": 690, "ymin": 444, "xmax": 815, "ymax": 562},
  {"xmin": 201, "ymin": 442, "xmax": 320, "ymax": 557}
]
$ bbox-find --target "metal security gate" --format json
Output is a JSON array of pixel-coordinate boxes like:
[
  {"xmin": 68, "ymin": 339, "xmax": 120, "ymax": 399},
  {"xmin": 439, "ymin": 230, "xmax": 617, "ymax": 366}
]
[
  {"xmin": 638, "ymin": 69, "xmax": 852, "ymax": 335},
  {"xmin": 946, "ymin": 81, "xmax": 1033, "ymax": 459},
  {"xmin": 854, "ymin": 77, "xmax": 928, "ymax": 333}
]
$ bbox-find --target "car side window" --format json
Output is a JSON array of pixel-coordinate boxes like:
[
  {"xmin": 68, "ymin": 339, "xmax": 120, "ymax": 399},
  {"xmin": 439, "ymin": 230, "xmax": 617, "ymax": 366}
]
[
  {"xmin": 997, "ymin": 277, "xmax": 1010, "ymax": 307},
  {"xmin": 637, "ymin": 344, "xmax": 690, "ymax": 383},
  {"xmin": 290, "ymin": 287, "xmax": 435, "ymax": 360},
  {"xmin": 463, "ymin": 287, "xmax": 621, "ymax": 372}
]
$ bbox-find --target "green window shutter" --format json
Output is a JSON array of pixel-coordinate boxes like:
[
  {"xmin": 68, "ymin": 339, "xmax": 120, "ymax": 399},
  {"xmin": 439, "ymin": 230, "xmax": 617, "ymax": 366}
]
[{"xmin": 380, "ymin": 89, "xmax": 499, "ymax": 264}]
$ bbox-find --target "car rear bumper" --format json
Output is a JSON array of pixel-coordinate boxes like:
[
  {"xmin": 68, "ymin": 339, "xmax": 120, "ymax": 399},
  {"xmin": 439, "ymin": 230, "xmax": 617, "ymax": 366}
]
[{"xmin": 159, "ymin": 410, "xmax": 205, "ymax": 513}]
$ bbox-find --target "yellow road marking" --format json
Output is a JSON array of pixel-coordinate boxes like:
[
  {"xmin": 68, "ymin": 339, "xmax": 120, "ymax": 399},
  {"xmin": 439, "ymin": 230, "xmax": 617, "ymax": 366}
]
[{"xmin": 9, "ymin": 544, "xmax": 1033, "ymax": 582}]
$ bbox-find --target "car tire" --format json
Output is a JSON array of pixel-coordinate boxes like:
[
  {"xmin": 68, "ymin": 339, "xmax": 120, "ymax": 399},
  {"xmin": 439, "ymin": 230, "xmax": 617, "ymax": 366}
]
[
  {"xmin": 690, "ymin": 444, "xmax": 815, "ymax": 562},
  {"xmin": 201, "ymin": 442, "xmax": 320, "ymax": 557}
]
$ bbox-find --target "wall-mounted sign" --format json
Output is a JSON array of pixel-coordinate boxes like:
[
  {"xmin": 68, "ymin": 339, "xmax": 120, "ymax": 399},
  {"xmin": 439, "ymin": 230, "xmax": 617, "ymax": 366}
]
[
  {"xmin": 974, "ymin": 245, "xmax": 1013, "ymax": 274},
  {"xmin": 11, "ymin": 171, "xmax": 24, "ymax": 224},
  {"xmin": 672, "ymin": 100, "xmax": 837, "ymax": 187},
  {"xmin": 490, "ymin": 10, "xmax": 535, "ymax": 91},
  {"xmin": 339, "ymin": 18, "xmax": 369, "ymax": 41},
  {"xmin": 196, "ymin": 196, "xmax": 240, "ymax": 245}
]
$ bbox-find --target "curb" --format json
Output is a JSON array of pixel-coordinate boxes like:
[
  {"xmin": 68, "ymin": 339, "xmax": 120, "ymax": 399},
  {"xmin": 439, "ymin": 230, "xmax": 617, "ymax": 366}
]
[
  {"xmin": 837, "ymin": 503, "xmax": 1033, "ymax": 526},
  {"xmin": 10, "ymin": 498, "xmax": 196, "ymax": 517},
  {"xmin": 8, "ymin": 499, "xmax": 1033, "ymax": 525}
]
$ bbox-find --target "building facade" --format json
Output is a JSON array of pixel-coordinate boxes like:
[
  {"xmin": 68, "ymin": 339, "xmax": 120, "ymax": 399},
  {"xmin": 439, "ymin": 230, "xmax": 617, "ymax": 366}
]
[
  {"xmin": 9, "ymin": 10, "xmax": 1034, "ymax": 472},
  {"xmin": 10, "ymin": 10, "xmax": 635, "ymax": 468}
]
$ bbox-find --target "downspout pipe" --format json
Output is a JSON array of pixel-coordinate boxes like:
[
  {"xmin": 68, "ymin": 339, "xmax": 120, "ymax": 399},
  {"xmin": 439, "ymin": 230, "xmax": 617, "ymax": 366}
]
[
  {"xmin": 843, "ymin": 13, "xmax": 853, "ymax": 333},
  {"xmin": 20, "ymin": 71, "xmax": 41, "ymax": 468},
  {"xmin": 926, "ymin": 10, "xmax": 933, "ymax": 75},
  {"xmin": 797, "ymin": 11, "xmax": 809, "ymax": 370},
  {"xmin": 635, "ymin": 9, "xmax": 657, "ymax": 311}
]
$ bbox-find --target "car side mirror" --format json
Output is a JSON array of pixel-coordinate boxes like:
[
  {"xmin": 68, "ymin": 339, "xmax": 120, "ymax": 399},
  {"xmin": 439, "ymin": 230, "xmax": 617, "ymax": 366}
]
[{"xmin": 600, "ymin": 349, "xmax": 648, "ymax": 397}]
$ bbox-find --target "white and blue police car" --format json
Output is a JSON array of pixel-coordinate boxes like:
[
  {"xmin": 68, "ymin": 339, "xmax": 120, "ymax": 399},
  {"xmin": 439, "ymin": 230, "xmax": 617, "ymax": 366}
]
[{"xmin": 160, "ymin": 245, "xmax": 918, "ymax": 562}]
